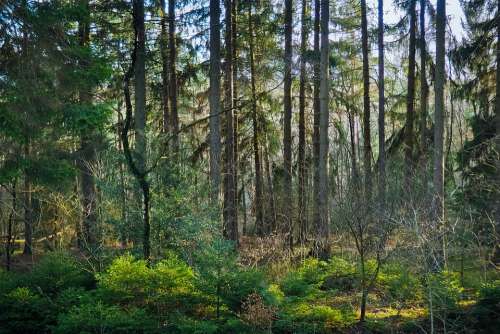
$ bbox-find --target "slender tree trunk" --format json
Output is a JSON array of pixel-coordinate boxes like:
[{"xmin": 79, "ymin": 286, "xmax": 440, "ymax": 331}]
[
  {"xmin": 312, "ymin": 0, "xmax": 321, "ymax": 235},
  {"xmin": 348, "ymin": 108, "xmax": 358, "ymax": 180},
  {"xmin": 131, "ymin": 0, "xmax": 150, "ymax": 261},
  {"xmin": 283, "ymin": 0, "xmax": 293, "ymax": 246},
  {"xmin": 223, "ymin": 0, "xmax": 238, "ymax": 244},
  {"xmin": 5, "ymin": 183, "xmax": 16, "ymax": 271},
  {"xmin": 232, "ymin": 0, "xmax": 239, "ymax": 228},
  {"xmin": 315, "ymin": 0, "xmax": 330, "ymax": 259},
  {"xmin": 377, "ymin": 0, "xmax": 385, "ymax": 209},
  {"xmin": 160, "ymin": 0, "xmax": 169, "ymax": 134},
  {"xmin": 209, "ymin": 0, "xmax": 222, "ymax": 203},
  {"xmin": 495, "ymin": 0, "xmax": 500, "ymax": 264},
  {"xmin": 248, "ymin": 4, "xmax": 264, "ymax": 236},
  {"xmin": 169, "ymin": 0, "xmax": 179, "ymax": 152},
  {"xmin": 264, "ymin": 137, "xmax": 277, "ymax": 233},
  {"xmin": 433, "ymin": 0, "xmax": 446, "ymax": 269},
  {"xmin": 78, "ymin": 1, "xmax": 98, "ymax": 251},
  {"xmin": 405, "ymin": 0, "xmax": 417, "ymax": 186},
  {"xmin": 419, "ymin": 0, "xmax": 428, "ymax": 154},
  {"xmin": 23, "ymin": 140, "xmax": 33, "ymax": 255},
  {"xmin": 361, "ymin": 0, "xmax": 372, "ymax": 201},
  {"xmin": 298, "ymin": 0, "xmax": 309, "ymax": 243}
]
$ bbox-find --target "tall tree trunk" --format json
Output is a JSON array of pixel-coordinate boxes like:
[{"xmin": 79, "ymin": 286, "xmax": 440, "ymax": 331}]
[
  {"xmin": 264, "ymin": 136, "xmax": 277, "ymax": 233},
  {"xmin": 298, "ymin": 0, "xmax": 309, "ymax": 243},
  {"xmin": 232, "ymin": 0, "xmax": 239, "ymax": 228},
  {"xmin": 419, "ymin": 0, "xmax": 428, "ymax": 154},
  {"xmin": 361, "ymin": 0, "xmax": 372, "ymax": 200},
  {"xmin": 405, "ymin": 0, "xmax": 417, "ymax": 186},
  {"xmin": 433, "ymin": 0, "xmax": 446, "ymax": 269},
  {"xmin": 494, "ymin": 0, "xmax": 500, "ymax": 264},
  {"xmin": 315, "ymin": 0, "xmax": 330, "ymax": 259},
  {"xmin": 312, "ymin": 0, "xmax": 321, "ymax": 235},
  {"xmin": 377, "ymin": 0, "xmax": 385, "ymax": 209},
  {"xmin": 283, "ymin": 0, "xmax": 293, "ymax": 247},
  {"xmin": 23, "ymin": 141, "xmax": 33, "ymax": 255},
  {"xmin": 78, "ymin": 0, "xmax": 97, "ymax": 251},
  {"xmin": 248, "ymin": 4, "xmax": 264, "ymax": 236},
  {"xmin": 209, "ymin": 0, "xmax": 222, "ymax": 203},
  {"xmin": 169, "ymin": 0, "xmax": 179, "ymax": 152},
  {"xmin": 160, "ymin": 0, "xmax": 169, "ymax": 134},
  {"xmin": 132, "ymin": 0, "xmax": 150, "ymax": 261},
  {"xmin": 223, "ymin": 0, "xmax": 238, "ymax": 244},
  {"xmin": 5, "ymin": 183, "xmax": 16, "ymax": 270}
]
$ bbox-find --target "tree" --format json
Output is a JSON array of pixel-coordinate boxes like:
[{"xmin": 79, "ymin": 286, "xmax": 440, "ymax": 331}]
[
  {"xmin": 168, "ymin": 0, "xmax": 179, "ymax": 152},
  {"xmin": 433, "ymin": 0, "xmax": 446, "ymax": 268},
  {"xmin": 419, "ymin": 0, "xmax": 428, "ymax": 155},
  {"xmin": 209, "ymin": 0, "xmax": 222, "ymax": 203},
  {"xmin": 247, "ymin": 3, "xmax": 264, "ymax": 235},
  {"xmin": 405, "ymin": 0, "xmax": 417, "ymax": 187},
  {"xmin": 360, "ymin": 0, "xmax": 372, "ymax": 200},
  {"xmin": 315, "ymin": 0, "xmax": 330, "ymax": 259},
  {"xmin": 283, "ymin": 0, "xmax": 293, "ymax": 246},
  {"xmin": 78, "ymin": 0, "xmax": 98, "ymax": 251},
  {"xmin": 377, "ymin": 0, "xmax": 385, "ymax": 209},
  {"xmin": 298, "ymin": 0, "xmax": 309, "ymax": 242},
  {"xmin": 312, "ymin": 0, "xmax": 321, "ymax": 239},
  {"xmin": 223, "ymin": 0, "xmax": 238, "ymax": 243},
  {"xmin": 160, "ymin": 0, "xmax": 169, "ymax": 134}
]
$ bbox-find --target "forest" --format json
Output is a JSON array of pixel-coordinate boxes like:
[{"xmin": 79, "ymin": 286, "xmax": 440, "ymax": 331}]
[{"xmin": 0, "ymin": 0, "xmax": 499, "ymax": 333}]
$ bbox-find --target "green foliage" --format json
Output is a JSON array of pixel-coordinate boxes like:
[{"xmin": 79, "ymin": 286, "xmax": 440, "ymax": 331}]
[
  {"xmin": 0, "ymin": 287, "xmax": 55, "ymax": 334},
  {"xmin": 54, "ymin": 302, "xmax": 157, "ymax": 334},
  {"xmin": 468, "ymin": 280, "xmax": 500, "ymax": 332},
  {"xmin": 377, "ymin": 263, "xmax": 423, "ymax": 307},
  {"xmin": 29, "ymin": 252, "xmax": 95, "ymax": 295},
  {"xmin": 425, "ymin": 271, "xmax": 463, "ymax": 313}
]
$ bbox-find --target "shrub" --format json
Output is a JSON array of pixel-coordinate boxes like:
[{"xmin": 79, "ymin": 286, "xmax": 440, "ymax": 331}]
[
  {"xmin": 469, "ymin": 280, "xmax": 500, "ymax": 332},
  {"xmin": 0, "ymin": 287, "xmax": 55, "ymax": 334},
  {"xmin": 320, "ymin": 256, "xmax": 357, "ymax": 291},
  {"xmin": 54, "ymin": 301, "xmax": 157, "ymax": 334},
  {"xmin": 378, "ymin": 263, "xmax": 423, "ymax": 308},
  {"xmin": 29, "ymin": 252, "xmax": 94, "ymax": 295},
  {"xmin": 425, "ymin": 271, "xmax": 463, "ymax": 313}
]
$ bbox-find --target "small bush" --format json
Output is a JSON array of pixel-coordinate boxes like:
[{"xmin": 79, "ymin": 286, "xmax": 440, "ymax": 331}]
[
  {"xmin": 0, "ymin": 287, "xmax": 55, "ymax": 334},
  {"xmin": 469, "ymin": 280, "xmax": 500, "ymax": 332},
  {"xmin": 29, "ymin": 252, "xmax": 94, "ymax": 295},
  {"xmin": 425, "ymin": 271, "xmax": 463, "ymax": 313},
  {"xmin": 378, "ymin": 263, "xmax": 423, "ymax": 307},
  {"xmin": 54, "ymin": 301, "xmax": 157, "ymax": 334}
]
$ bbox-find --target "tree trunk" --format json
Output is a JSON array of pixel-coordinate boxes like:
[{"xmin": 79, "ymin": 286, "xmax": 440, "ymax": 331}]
[
  {"xmin": 132, "ymin": 0, "xmax": 151, "ymax": 261},
  {"xmin": 377, "ymin": 0, "xmax": 385, "ymax": 209},
  {"xmin": 495, "ymin": 0, "xmax": 500, "ymax": 264},
  {"xmin": 223, "ymin": 0, "xmax": 238, "ymax": 244},
  {"xmin": 232, "ymin": 0, "xmax": 239, "ymax": 229},
  {"xmin": 209, "ymin": 0, "xmax": 222, "ymax": 203},
  {"xmin": 312, "ymin": 0, "xmax": 321, "ymax": 236},
  {"xmin": 405, "ymin": 0, "xmax": 417, "ymax": 186},
  {"xmin": 23, "ymin": 141, "xmax": 33, "ymax": 255},
  {"xmin": 315, "ymin": 0, "xmax": 330, "ymax": 259},
  {"xmin": 419, "ymin": 0, "xmax": 428, "ymax": 154},
  {"xmin": 5, "ymin": 183, "xmax": 16, "ymax": 271},
  {"xmin": 283, "ymin": 0, "xmax": 293, "ymax": 247},
  {"xmin": 169, "ymin": 0, "xmax": 179, "ymax": 152},
  {"xmin": 264, "ymin": 137, "xmax": 277, "ymax": 233},
  {"xmin": 248, "ymin": 4, "xmax": 264, "ymax": 236},
  {"xmin": 361, "ymin": 0, "xmax": 372, "ymax": 201},
  {"xmin": 78, "ymin": 1, "xmax": 98, "ymax": 251},
  {"xmin": 160, "ymin": 0, "xmax": 169, "ymax": 134},
  {"xmin": 433, "ymin": 0, "xmax": 446, "ymax": 269},
  {"xmin": 298, "ymin": 0, "xmax": 309, "ymax": 243}
]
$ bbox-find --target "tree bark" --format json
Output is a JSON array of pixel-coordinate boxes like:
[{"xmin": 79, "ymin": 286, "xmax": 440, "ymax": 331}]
[
  {"xmin": 433, "ymin": 0, "xmax": 446, "ymax": 269},
  {"xmin": 209, "ymin": 0, "xmax": 222, "ymax": 203},
  {"xmin": 169, "ymin": 0, "xmax": 179, "ymax": 152},
  {"xmin": 419, "ymin": 0, "xmax": 428, "ymax": 154},
  {"xmin": 283, "ymin": 0, "xmax": 293, "ymax": 247},
  {"xmin": 248, "ymin": 4, "xmax": 264, "ymax": 236},
  {"xmin": 78, "ymin": 0, "xmax": 98, "ymax": 251},
  {"xmin": 377, "ymin": 0, "xmax": 385, "ymax": 209},
  {"xmin": 405, "ymin": 0, "xmax": 417, "ymax": 186},
  {"xmin": 160, "ymin": 0, "xmax": 169, "ymax": 134},
  {"xmin": 361, "ymin": 0, "xmax": 372, "ymax": 200},
  {"xmin": 223, "ymin": 0, "xmax": 238, "ymax": 244},
  {"xmin": 312, "ymin": 0, "xmax": 321, "ymax": 235},
  {"xmin": 298, "ymin": 0, "xmax": 309, "ymax": 243},
  {"xmin": 315, "ymin": 0, "xmax": 330, "ymax": 259}
]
